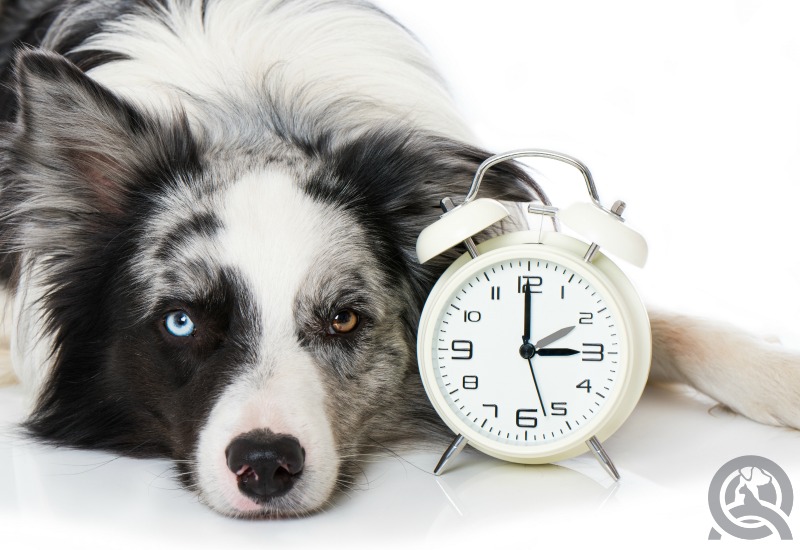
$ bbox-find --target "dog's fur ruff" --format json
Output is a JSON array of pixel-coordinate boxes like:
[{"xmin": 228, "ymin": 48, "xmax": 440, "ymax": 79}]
[{"xmin": 0, "ymin": 0, "xmax": 798, "ymax": 518}]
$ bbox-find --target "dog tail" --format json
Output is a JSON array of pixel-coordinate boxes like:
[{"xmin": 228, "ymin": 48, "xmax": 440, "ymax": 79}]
[{"xmin": 648, "ymin": 309, "xmax": 800, "ymax": 429}]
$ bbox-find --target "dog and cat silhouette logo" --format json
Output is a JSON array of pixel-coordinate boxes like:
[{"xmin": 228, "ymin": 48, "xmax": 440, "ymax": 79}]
[{"xmin": 708, "ymin": 455, "xmax": 793, "ymax": 540}]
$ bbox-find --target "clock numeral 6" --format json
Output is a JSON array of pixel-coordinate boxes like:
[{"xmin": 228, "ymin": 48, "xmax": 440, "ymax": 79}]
[
  {"xmin": 462, "ymin": 375, "xmax": 478, "ymax": 390},
  {"xmin": 516, "ymin": 408, "xmax": 538, "ymax": 428},
  {"xmin": 581, "ymin": 342, "xmax": 605, "ymax": 362},
  {"xmin": 451, "ymin": 339, "xmax": 473, "ymax": 360}
]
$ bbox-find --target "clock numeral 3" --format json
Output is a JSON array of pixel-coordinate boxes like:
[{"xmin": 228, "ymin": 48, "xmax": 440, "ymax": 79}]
[
  {"xmin": 462, "ymin": 375, "xmax": 478, "ymax": 390},
  {"xmin": 581, "ymin": 343, "xmax": 605, "ymax": 362},
  {"xmin": 516, "ymin": 408, "xmax": 538, "ymax": 428},
  {"xmin": 451, "ymin": 339, "xmax": 473, "ymax": 360}
]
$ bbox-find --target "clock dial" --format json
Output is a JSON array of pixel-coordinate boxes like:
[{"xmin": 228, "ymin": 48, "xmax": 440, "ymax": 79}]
[{"xmin": 430, "ymin": 256, "xmax": 624, "ymax": 447}]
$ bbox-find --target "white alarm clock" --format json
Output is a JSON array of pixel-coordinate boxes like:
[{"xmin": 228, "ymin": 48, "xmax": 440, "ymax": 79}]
[{"xmin": 416, "ymin": 150, "xmax": 651, "ymax": 480}]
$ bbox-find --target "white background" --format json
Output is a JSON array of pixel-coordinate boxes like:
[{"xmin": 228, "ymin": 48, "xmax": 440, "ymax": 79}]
[
  {"xmin": 382, "ymin": 0, "xmax": 800, "ymax": 345},
  {"xmin": 3, "ymin": 1, "xmax": 800, "ymax": 548}
]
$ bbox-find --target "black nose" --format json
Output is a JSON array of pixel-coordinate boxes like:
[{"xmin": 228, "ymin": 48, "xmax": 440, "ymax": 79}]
[{"xmin": 225, "ymin": 430, "xmax": 305, "ymax": 502}]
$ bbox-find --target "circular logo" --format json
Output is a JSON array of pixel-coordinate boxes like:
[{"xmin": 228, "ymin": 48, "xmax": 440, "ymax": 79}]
[{"xmin": 708, "ymin": 455, "xmax": 793, "ymax": 540}]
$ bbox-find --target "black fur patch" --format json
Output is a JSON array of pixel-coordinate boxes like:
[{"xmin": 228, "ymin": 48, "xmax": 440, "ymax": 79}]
[{"xmin": 1, "ymin": 50, "xmax": 219, "ymax": 458}]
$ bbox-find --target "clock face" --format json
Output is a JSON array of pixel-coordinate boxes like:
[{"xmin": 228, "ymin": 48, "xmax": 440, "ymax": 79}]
[{"xmin": 427, "ymin": 254, "xmax": 625, "ymax": 450}]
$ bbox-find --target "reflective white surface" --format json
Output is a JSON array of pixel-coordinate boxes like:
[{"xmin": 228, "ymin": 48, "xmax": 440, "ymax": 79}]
[
  {"xmin": 2, "ymin": 383, "xmax": 800, "ymax": 548},
  {"xmin": 3, "ymin": 0, "xmax": 800, "ymax": 547}
]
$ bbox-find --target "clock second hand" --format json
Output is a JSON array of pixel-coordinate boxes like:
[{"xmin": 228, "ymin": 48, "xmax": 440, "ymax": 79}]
[
  {"xmin": 526, "ymin": 356, "xmax": 547, "ymax": 417},
  {"xmin": 519, "ymin": 287, "xmax": 547, "ymax": 416}
]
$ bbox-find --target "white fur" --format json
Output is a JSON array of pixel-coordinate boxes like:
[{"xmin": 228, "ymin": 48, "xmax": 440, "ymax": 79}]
[
  {"xmin": 8, "ymin": 256, "xmax": 55, "ymax": 407},
  {"xmin": 0, "ymin": 286, "xmax": 16, "ymax": 386},
  {"xmin": 196, "ymin": 168, "xmax": 360, "ymax": 514},
  {"xmin": 76, "ymin": 0, "xmax": 472, "ymax": 142}
]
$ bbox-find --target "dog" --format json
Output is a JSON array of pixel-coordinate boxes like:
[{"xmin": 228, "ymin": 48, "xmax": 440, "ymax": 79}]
[{"xmin": 0, "ymin": 0, "xmax": 798, "ymax": 518}]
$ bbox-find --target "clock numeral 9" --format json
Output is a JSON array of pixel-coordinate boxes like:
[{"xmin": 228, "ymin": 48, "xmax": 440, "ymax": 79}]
[
  {"xmin": 462, "ymin": 375, "xmax": 478, "ymax": 390},
  {"xmin": 581, "ymin": 343, "xmax": 605, "ymax": 362},
  {"xmin": 451, "ymin": 339, "xmax": 473, "ymax": 360},
  {"xmin": 516, "ymin": 408, "xmax": 538, "ymax": 428}
]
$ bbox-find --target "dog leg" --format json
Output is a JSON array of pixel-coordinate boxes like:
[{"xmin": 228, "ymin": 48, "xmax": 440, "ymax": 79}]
[{"xmin": 649, "ymin": 309, "xmax": 800, "ymax": 429}]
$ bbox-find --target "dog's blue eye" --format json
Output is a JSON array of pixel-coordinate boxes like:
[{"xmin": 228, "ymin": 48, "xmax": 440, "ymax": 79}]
[{"xmin": 165, "ymin": 311, "xmax": 195, "ymax": 337}]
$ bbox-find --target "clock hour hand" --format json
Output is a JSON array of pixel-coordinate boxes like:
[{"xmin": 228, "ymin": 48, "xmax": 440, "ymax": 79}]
[
  {"xmin": 535, "ymin": 326, "xmax": 575, "ymax": 350},
  {"xmin": 535, "ymin": 348, "xmax": 580, "ymax": 357}
]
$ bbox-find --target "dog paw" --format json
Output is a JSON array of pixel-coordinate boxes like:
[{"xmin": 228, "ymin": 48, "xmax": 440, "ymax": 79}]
[{"xmin": 717, "ymin": 341, "xmax": 800, "ymax": 430}]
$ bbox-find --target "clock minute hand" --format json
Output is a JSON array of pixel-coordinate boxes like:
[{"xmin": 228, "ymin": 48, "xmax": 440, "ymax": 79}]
[
  {"xmin": 535, "ymin": 326, "xmax": 575, "ymax": 349},
  {"xmin": 522, "ymin": 286, "xmax": 532, "ymax": 345}
]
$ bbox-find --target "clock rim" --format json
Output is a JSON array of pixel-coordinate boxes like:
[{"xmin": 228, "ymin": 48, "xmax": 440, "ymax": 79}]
[{"xmin": 417, "ymin": 231, "xmax": 651, "ymax": 464}]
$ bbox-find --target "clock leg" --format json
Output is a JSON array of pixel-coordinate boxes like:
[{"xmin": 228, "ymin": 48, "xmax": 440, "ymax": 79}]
[
  {"xmin": 586, "ymin": 436, "xmax": 621, "ymax": 482},
  {"xmin": 433, "ymin": 434, "xmax": 468, "ymax": 475}
]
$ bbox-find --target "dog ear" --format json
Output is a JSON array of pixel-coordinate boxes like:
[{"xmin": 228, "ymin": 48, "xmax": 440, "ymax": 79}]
[
  {"xmin": 317, "ymin": 129, "xmax": 547, "ymax": 303},
  {"xmin": 10, "ymin": 49, "xmax": 198, "ymax": 217}
]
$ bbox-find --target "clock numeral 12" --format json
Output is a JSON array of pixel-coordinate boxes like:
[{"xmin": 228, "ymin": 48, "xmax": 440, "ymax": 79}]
[{"xmin": 518, "ymin": 276, "xmax": 543, "ymax": 294}]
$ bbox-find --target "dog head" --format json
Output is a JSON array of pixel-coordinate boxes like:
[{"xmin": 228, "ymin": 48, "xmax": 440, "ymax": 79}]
[{"xmin": 4, "ymin": 51, "xmax": 540, "ymax": 516}]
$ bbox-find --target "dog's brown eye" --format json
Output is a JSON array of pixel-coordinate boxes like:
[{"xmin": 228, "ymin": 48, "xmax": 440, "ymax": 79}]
[{"xmin": 329, "ymin": 309, "xmax": 359, "ymax": 334}]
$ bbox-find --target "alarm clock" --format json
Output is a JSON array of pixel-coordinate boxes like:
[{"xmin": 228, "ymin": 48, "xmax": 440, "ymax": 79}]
[{"xmin": 416, "ymin": 150, "xmax": 651, "ymax": 480}]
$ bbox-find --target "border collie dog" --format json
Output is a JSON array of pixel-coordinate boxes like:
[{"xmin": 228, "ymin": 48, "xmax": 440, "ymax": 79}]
[{"xmin": 0, "ymin": 0, "xmax": 798, "ymax": 518}]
